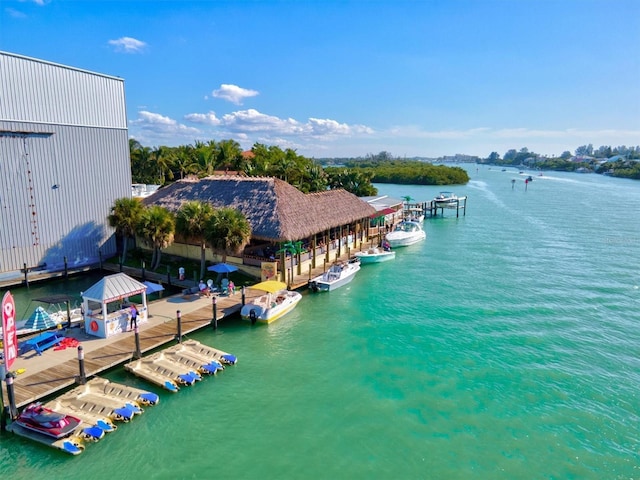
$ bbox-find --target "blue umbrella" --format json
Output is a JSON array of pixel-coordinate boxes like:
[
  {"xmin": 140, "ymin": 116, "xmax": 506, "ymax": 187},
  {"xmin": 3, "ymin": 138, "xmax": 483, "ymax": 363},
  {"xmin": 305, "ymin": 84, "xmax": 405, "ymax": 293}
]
[
  {"xmin": 23, "ymin": 306, "xmax": 57, "ymax": 331},
  {"xmin": 143, "ymin": 281, "xmax": 165, "ymax": 295},
  {"xmin": 207, "ymin": 263, "xmax": 238, "ymax": 274}
]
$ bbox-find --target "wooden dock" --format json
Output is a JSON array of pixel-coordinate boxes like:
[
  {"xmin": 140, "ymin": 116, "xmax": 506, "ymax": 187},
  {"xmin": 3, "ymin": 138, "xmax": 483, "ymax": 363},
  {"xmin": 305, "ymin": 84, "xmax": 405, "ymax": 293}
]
[{"xmin": 5, "ymin": 291, "xmax": 257, "ymax": 409}]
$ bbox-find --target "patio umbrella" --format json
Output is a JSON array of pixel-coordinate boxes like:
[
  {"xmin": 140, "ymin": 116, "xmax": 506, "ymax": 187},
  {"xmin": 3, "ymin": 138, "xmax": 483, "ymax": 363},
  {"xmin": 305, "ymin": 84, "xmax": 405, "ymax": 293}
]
[
  {"xmin": 23, "ymin": 306, "xmax": 57, "ymax": 331},
  {"xmin": 143, "ymin": 281, "xmax": 165, "ymax": 295},
  {"xmin": 207, "ymin": 263, "xmax": 238, "ymax": 274}
]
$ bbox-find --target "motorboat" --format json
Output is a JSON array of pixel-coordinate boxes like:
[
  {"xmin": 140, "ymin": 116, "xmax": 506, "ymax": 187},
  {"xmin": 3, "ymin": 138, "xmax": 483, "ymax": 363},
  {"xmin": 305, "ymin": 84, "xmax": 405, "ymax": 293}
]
[
  {"xmin": 240, "ymin": 280, "xmax": 302, "ymax": 324},
  {"xmin": 309, "ymin": 257, "xmax": 361, "ymax": 292},
  {"xmin": 385, "ymin": 221, "xmax": 426, "ymax": 247},
  {"xmin": 354, "ymin": 246, "xmax": 396, "ymax": 264},
  {"xmin": 15, "ymin": 403, "xmax": 82, "ymax": 439},
  {"xmin": 434, "ymin": 191, "xmax": 458, "ymax": 208}
]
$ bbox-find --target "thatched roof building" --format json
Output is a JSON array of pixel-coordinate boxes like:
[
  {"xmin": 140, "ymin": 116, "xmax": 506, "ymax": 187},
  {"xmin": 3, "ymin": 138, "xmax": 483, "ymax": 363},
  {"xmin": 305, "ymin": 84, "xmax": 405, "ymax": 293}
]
[{"xmin": 142, "ymin": 176, "xmax": 377, "ymax": 242}]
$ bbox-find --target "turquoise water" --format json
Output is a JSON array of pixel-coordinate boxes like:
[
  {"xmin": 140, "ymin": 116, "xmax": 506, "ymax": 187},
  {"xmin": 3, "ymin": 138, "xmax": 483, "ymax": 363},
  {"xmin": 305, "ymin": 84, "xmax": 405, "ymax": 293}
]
[{"xmin": 1, "ymin": 166, "xmax": 639, "ymax": 479}]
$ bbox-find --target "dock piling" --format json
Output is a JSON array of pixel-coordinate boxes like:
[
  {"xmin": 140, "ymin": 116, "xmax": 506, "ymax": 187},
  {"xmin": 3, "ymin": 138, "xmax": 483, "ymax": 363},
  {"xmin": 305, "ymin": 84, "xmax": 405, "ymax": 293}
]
[
  {"xmin": 241, "ymin": 286, "xmax": 246, "ymax": 306},
  {"xmin": 211, "ymin": 297, "xmax": 218, "ymax": 330},
  {"xmin": 176, "ymin": 310, "xmax": 182, "ymax": 343},
  {"xmin": 77, "ymin": 346, "xmax": 87, "ymax": 384},
  {"xmin": 134, "ymin": 326, "xmax": 141, "ymax": 358},
  {"xmin": 5, "ymin": 373, "xmax": 17, "ymax": 419}
]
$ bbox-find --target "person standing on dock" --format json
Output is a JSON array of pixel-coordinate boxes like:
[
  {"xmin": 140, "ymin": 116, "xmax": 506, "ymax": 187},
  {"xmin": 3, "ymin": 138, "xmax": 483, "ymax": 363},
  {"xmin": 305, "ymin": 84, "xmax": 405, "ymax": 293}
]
[{"xmin": 129, "ymin": 304, "xmax": 138, "ymax": 330}]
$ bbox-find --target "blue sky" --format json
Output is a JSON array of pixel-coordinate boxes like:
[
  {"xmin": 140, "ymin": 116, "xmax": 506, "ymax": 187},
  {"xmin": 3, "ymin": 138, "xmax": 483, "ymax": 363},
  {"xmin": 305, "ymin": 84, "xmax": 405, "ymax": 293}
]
[{"xmin": 1, "ymin": 0, "xmax": 639, "ymax": 159}]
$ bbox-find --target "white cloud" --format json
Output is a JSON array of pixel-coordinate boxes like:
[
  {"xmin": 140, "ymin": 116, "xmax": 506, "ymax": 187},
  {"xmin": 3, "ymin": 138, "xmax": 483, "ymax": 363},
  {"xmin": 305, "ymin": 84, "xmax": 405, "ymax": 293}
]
[
  {"xmin": 221, "ymin": 109, "xmax": 305, "ymax": 134},
  {"xmin": 184, "ymin": 111, "xmax": 221, "ymax": 126},
  {"xmin": 212, "ymin": 84, "xmax": 259, "ymax": 105},
  {"xmin": 129, "ymin": 111, "xmax": 201, "ymax": 146},
  {"xmin": 108, "ymin": 37, "xmax": 147, "ymax": 54}
]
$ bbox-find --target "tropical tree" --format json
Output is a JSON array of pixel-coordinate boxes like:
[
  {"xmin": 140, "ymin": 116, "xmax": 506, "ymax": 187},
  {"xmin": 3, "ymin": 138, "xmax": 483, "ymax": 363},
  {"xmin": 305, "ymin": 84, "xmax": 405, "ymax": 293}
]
[
  {"xmin": 172, "ymin": 145, "xmax": 198, "ymax": 179},
  {"xmin": 194, "ymin": 141, "xmax": 217, "ymax": 176},
  {"xmin": 108, "ymin": 197, "xmax": 145, "ymax": 265},
  {"xmin": 215, "ymin": 139, "xmax": 243, "ymax": 171},
  {"xmin": 204, "ymin": 207, "xmax": 251, "ymax": 263},
  {"xmin": 151, "ymin": 146, "xmax": 175, "ymax": 185},
  {"xmin": 137, "ymin": 206, "xmax": 175, "ymax": 271},
  {"xmin": 276, "ymin": 241, "xmax": 304, "ymax": 286},
  {"xmin": 175, "ymin": 200, "xmax": 215, "ymax": 279}
]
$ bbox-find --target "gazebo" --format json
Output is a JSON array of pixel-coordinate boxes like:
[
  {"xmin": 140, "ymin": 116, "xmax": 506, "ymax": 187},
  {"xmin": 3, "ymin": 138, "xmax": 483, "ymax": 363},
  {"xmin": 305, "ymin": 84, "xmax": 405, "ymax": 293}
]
[{"xmin": 81, "ymin": 273, "xmax": 149, "ymax": 338}]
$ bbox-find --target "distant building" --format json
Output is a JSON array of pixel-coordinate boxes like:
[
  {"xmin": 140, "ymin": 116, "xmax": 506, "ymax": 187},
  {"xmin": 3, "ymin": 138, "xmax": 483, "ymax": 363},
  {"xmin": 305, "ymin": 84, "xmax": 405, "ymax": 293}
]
[{"xmin": 0, "ymin": 51, "xmax": 130, "ymax": 281}]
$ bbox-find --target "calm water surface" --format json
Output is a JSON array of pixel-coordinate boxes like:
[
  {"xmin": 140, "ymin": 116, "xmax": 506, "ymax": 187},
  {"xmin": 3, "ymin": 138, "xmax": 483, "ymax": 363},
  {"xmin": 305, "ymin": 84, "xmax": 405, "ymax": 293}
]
[{"xmin": 1, "ymin": 166, "xmax": 639, "ymax": 479}]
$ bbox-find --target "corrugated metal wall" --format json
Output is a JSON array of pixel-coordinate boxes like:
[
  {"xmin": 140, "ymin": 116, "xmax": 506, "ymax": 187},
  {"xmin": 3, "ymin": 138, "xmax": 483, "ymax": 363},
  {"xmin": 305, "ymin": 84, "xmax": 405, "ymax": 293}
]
[
  {"xmin": 0, "ymin": 52, "xmax": 126, "ymax": 129},
  {"xmin": 0, "ymin": 52, "xmax": 131, "ymax": 279}
]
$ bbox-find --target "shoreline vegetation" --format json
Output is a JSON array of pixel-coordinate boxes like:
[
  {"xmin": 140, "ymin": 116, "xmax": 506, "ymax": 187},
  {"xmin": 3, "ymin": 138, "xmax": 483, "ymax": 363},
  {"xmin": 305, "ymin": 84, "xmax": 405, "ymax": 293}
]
[
  {"xmin": 477, "ymin": 144, "xmax": 640, "ymax": 180},
  {"xmin": 129, "ymin": 140, "xmax": 470, "ymax": 199}
]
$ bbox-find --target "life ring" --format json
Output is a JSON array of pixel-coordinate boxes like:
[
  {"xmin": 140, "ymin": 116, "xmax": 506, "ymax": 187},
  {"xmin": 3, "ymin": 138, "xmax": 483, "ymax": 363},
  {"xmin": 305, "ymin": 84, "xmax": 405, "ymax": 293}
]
[{"xmin": 90, "ymin": 321, "xmax": 99, "ymax": 332}]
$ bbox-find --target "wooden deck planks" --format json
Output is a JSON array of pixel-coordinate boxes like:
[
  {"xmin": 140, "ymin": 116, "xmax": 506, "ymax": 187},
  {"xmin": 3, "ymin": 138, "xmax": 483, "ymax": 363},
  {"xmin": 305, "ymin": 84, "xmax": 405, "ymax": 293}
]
[{"xmin": 9, "ymin": 297, "xmax": 245, "ymax": 408}]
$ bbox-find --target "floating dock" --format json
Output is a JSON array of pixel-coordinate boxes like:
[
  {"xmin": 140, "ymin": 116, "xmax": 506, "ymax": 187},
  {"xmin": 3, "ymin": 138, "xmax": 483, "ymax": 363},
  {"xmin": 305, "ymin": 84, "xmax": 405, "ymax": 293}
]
[
  {"xmin": 124, "ymin": 339, "xmax": 237, "ymax": 392},
  {"xmin": 6, "ymin": 377, "xmax": 158, "ymax": 455}
]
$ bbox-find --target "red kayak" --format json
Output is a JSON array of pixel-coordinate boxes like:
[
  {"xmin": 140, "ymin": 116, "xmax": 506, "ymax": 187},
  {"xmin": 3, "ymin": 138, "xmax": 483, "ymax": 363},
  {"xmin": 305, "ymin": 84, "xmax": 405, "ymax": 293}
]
[{"xmin": 15, "ymin": 403, "xmax": 82, "ymax": 439}]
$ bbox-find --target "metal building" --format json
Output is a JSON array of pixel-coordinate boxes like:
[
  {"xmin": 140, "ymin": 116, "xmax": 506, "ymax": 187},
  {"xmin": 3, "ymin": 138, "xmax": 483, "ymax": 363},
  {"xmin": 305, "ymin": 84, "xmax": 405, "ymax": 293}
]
[{"xmin": 0, "ymin": 51, "xmax": 131, "ymax": 282}]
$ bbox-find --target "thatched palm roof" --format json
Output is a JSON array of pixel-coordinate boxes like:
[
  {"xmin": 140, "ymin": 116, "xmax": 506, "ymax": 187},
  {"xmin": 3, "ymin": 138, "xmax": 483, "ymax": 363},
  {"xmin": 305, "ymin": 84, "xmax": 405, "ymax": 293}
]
[{"xmin": 143, "ymin": 176, "xmax": 377, "ymax": 242}]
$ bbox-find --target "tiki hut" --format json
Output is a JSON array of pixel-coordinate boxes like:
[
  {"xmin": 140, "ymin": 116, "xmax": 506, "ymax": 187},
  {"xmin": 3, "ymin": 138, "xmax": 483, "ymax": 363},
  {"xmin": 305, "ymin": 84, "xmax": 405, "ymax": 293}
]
[{"xmin": 142, "ymin": 176, "xmax": 376, "ymax": 242}]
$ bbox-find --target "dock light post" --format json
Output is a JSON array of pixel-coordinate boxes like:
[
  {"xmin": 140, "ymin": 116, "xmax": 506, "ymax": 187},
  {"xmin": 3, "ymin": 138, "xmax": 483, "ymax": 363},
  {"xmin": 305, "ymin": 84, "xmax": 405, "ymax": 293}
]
[
  {"xmin": 211, "ymin": 297, "xmax": 218, "ymax": 330},
  {"xmin": 176, "ymin": 310, "xmax": 182, "ymax": 343},
  {"xmin": 241, "ymin": 286, "xmax": 246, "ymax": 306},
  {"xmin": 134, "ymin": 325, "xmax": 141, "ymax": 359},
  {"xmin": 5, "ymin": 373, "xmax": 17, "ymax": 420},
  {"xmin": 0, "ymin": 364, "xmax": 6, "ymax": 431},
  {"xmin": 77, "ymin": 345, "xmax": 86, "ymax": 385}
]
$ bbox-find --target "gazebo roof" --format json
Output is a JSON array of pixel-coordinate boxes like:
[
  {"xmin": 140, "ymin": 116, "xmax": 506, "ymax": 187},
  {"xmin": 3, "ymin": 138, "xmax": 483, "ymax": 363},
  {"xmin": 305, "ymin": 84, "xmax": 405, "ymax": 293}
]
[
  {"xmin": 143, "ymin": 176, "xmax": 377, "ymax": 242},
  {"xmin": 82, "ymin": 273, "xmax": 147, "ymax": 303}
]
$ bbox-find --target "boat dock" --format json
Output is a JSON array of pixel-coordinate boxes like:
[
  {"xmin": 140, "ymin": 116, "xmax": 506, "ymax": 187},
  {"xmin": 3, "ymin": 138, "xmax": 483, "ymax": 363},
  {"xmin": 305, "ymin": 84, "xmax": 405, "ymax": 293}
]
[
  {"xmin": 6, "ymin": 376, "xmax": 158, "ymax": 455},
  {"xmin": 3, "ymin": 288, "xmax": 258, "ymax": 410}
]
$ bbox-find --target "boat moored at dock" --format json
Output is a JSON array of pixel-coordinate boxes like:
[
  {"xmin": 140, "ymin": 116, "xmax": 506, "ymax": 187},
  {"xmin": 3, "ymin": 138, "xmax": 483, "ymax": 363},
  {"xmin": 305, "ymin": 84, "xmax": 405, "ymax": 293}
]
[
  {"xmin": 385, "ymin": 221, "xmax": 426, "ymax": 247},
  {"xmin": 124, "ymin": 340, "xmax": 237, "ymax": 392},
  {"xmin": 354, "ymin": 246, "xmax": 396, "ymax": 264},
  {"xmin": 240, "ymin": 280, "xmax": 302, "ymax": 324},
  {"xmin": 309, "ymin": 257, "xmax": 361, "ymax": 292},
  {"xmin": 434, "ymin": 191, "xmax": 459, "ymax": 208}
]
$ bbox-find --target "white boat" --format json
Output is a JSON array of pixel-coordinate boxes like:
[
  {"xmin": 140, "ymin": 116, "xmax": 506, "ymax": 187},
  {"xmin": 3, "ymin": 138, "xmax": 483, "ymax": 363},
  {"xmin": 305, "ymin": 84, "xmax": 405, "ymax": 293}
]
[
  {"xmin": 240, "ymin": 281, "xmax": 302, "ymax": 324},
  {"xmin": 385, "ymin": 221, "xmax": 426, "ymax": 247},
  {"xmin": 354, "ymin": 247, "xmax": 396, "ymax": 264},
  {"xmin": 434, "ymin": 191, "xmax": 458, "ymax": 208},
  {"xmin": 309, "ymin": 258, "xmax": 361, "ymax": 292}
]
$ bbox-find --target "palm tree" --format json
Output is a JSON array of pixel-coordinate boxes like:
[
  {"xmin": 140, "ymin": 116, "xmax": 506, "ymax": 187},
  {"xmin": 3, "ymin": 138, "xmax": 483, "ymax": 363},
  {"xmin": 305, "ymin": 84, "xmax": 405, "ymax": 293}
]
[
  {"xmin": 173, "ymin": 145, "xmax": 198, "ymax": 179},
  {"xmin": 216, "ymin": 139, "xmax": 243, "ymax": 171},
  {"xmin": 175, "ymin": 200, "xmax": 215, "ymax": 279},
  {"xmin": 151, "ymin": 146, "xmax": 175, "ymax": 185},
  {"xmin": 108, "ymin": 198, "xmax": 144, "ymax": 265},
  {"xmin": 276, "ymin": 241, "xmax": 303, "ymax": 286},
  {"xmin": 137, "ymin": 206, "xmax": 175, "ymax": 271},
  {"xmin": 204, "ymin": 207, "xmax": 251, "ymax": 263},
  {"xmin": 195, "ymin": 141, "xmax": 216, "ymax": 176}
]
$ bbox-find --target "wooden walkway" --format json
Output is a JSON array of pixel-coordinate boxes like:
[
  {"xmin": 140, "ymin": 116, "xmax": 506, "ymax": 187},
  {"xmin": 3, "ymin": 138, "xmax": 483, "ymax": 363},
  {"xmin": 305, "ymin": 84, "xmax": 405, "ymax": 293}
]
[
  {"xmin": 8, "ymin": 294, "xmax": 250, "ymax": 409},
  {"xmin": 4, "ymin": 249, "xmax": 359, "ymax": 410}
]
